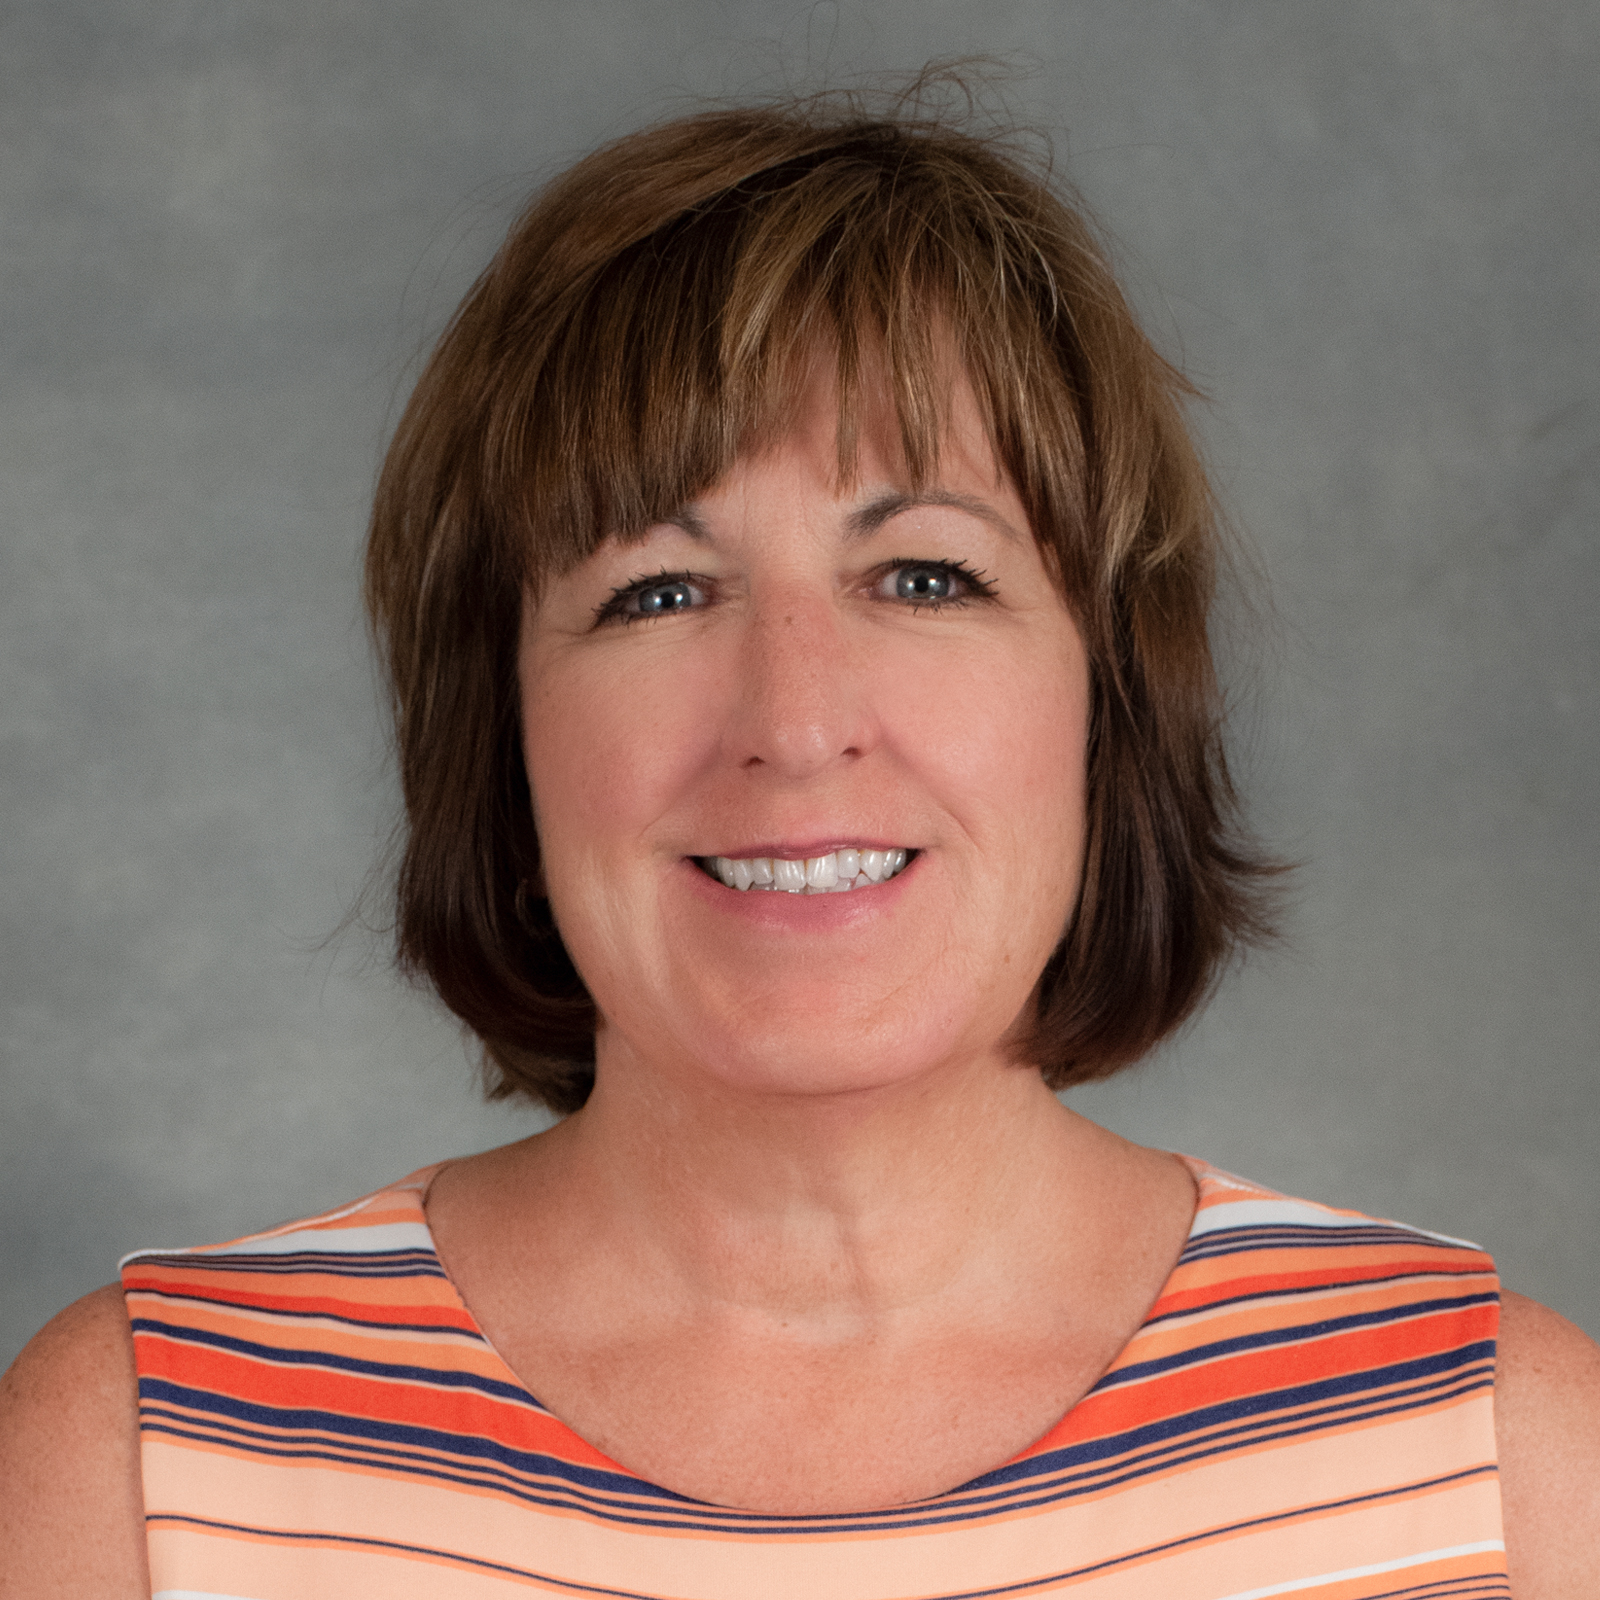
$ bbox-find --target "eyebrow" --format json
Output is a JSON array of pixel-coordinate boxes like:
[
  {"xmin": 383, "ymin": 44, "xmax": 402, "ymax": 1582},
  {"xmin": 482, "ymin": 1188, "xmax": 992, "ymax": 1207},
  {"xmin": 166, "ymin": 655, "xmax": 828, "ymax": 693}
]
[
  {"xmin": 659, "ymin": 488, "xmax": 1022, "ymax": 545},
  {"xmin": 661, "ymin": 507, "xmax": 714, "ymax": 541},
  {"xmin": 844, "ymin": 489, "xmax": 1021, "ymax": 543}
]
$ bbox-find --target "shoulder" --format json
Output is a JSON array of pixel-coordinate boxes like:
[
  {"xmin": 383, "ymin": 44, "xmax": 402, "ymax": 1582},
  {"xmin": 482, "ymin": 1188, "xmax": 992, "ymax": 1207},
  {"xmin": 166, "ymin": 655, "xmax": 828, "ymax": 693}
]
[
  {"xmin": 0, "ymin": 1285, "xmax": 150, "ymax": 1597},
  {"xmin": 1496, "ymin": 1289, "xmax": 1600, "ymax": 1594}
]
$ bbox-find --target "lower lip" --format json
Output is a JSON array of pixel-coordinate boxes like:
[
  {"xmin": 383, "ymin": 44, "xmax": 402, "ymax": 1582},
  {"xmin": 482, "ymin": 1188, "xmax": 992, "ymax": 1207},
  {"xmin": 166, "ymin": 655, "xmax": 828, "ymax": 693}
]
[{"xmin": 676, "ymin": 855, "xmax": 917, "ymax": 931}]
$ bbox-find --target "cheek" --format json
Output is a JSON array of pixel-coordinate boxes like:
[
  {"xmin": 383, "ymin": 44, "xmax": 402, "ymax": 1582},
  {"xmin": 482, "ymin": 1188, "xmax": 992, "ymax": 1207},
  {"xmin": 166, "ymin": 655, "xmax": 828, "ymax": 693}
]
[
  {"xmin": 886, "ymin": 631, "xmax": 1090, "ymax": 860},
  {"xmin": 521, "ymin": 644, "xmax": 720, "ymax": 873}
]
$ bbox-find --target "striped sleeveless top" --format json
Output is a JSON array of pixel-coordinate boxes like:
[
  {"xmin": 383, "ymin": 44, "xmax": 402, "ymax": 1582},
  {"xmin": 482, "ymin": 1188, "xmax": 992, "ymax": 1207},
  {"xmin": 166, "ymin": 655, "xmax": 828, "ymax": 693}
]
[{"xmin": 120, "ymin": 1157, "xmax": 1507, "ymax": 1599}]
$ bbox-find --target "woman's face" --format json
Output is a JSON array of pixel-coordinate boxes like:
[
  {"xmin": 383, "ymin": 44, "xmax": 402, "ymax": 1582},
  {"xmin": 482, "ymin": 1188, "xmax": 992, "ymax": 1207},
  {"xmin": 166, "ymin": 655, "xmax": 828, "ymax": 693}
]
[{"xmin": 520, "ymin": 364, "xmax": 1091, "ymax": 1101}]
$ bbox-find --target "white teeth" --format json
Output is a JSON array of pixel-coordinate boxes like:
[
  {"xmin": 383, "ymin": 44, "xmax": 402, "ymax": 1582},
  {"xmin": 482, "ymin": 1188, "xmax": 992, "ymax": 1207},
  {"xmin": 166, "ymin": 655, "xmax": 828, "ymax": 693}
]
[
  {"xmin": 804, "ymin": 854, "xmax": 839, "ymax": 890},
  {"xmin": 702, "ymin": 848, "xmax": 912, "ymax": 894},
  {"xmin": 772, "ymin": 857, "xmax": 807, "ymax": 893}
]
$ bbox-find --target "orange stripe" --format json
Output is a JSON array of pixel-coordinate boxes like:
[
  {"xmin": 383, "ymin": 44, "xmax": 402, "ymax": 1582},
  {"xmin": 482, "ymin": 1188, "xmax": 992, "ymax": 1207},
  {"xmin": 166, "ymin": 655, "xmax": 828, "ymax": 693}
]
[{"xmin": 125, "ymin": 1160, "xmax": 1506, "ymax": 1597}]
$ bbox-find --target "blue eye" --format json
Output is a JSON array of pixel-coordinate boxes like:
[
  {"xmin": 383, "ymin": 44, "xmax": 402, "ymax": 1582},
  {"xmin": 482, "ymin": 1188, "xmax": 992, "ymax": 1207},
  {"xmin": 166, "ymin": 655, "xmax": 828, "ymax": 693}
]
[
  {"xmin": 894, "ymin": 566, "xmax": 954, "ymax": 602},
  {"xmin": 598, "ymin": 572, "xmax": 709, "ymax": 625},
  {"xmin": 633, "ymin": 580, "xmax": 697, "ymax": 616},
  {"xmin": 872, "ymin": 560, "xmax": 994, "ymax": 609}
]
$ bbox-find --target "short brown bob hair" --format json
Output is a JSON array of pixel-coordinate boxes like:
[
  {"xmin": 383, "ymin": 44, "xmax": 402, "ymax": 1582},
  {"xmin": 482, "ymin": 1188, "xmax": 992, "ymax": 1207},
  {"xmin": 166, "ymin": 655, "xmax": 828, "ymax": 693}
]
[{"xmin": 365, "ymin": 80, "xmax": 1279, "ymax": 1115}]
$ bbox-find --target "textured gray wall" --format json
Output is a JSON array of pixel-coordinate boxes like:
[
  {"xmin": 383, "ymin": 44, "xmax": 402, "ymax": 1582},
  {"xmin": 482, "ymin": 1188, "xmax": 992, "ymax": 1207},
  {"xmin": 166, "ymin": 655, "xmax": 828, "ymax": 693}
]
[{"xmin": 3, "ymin": 1, "xmax": 1596, "ymax": 1368}]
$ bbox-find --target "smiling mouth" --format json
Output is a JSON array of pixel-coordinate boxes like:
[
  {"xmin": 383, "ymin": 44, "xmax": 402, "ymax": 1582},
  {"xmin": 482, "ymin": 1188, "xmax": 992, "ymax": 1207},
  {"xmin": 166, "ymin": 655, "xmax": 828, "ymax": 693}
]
[{"xmin": 697, "ymin": 848, "xmax": 913, "ymax": 894}]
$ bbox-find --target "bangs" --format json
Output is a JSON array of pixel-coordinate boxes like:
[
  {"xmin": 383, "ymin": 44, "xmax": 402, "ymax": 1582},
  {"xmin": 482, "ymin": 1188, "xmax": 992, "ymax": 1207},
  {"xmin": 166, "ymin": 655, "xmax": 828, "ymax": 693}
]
[{"xmin": 487, "ymin": 127, "xmax": 1092, "ymax": 594}]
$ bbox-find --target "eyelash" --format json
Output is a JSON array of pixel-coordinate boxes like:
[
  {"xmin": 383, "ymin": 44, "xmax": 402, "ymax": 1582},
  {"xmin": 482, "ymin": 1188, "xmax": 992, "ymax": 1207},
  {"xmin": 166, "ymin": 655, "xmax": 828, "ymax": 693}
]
[
  {"xmin": 593, "ymin": 569, "xmax": 707, "ymax": 627},
  {"xmin": 592, "ymin": 559, "xmax": 998, "ymax": 627},
  {"xmin": 877, "ymin": 557, "xmax": 997, "ymax": 612}
]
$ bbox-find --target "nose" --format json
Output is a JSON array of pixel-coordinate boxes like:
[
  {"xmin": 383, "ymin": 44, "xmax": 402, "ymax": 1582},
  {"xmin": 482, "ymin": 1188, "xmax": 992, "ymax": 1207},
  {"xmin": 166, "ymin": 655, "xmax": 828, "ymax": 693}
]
[{"xmin": 721, "ymin": 595, "xmax": 876, "ymax": 779}]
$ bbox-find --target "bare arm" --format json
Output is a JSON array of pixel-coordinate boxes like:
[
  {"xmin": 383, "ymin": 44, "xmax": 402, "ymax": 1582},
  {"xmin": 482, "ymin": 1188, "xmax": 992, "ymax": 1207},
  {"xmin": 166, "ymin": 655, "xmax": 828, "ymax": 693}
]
[
  {"xmin": 1497, "ymin": 1289, "xmax": 1600, "ymax": 1597},
  {"xmin": 0, "ymin": 1285, "xmax": 150, "ymax": 1598}
]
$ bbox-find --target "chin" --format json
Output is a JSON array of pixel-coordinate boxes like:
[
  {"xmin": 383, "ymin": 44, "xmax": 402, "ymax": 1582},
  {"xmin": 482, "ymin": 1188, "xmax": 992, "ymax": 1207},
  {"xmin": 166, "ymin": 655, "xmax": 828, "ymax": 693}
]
[{"xmin": 647, "ymin": 995, "xmax": 990, "ymax": 1102}]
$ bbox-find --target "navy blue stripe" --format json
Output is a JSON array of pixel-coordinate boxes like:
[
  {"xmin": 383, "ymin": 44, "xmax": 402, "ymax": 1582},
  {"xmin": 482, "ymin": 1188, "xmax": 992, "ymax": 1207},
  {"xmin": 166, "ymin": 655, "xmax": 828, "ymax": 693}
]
[
  {"xmin": 1183, "ymin": 1222, "xmax": 1476, "ymax": 1248},
  {"xmin": 1354, "ymin": 1580, "xmax": 1510, "ymax": 1600},
  {"xmin": 131, "ymin": 1319, "xmax": 530, "ymax": 1405},
  {"xmin": 1181, "ymin": 1233, "xmax": 1488, "ymax": 1266},
  {"xmin": 1142, "ymin": 1271, "xmax": 1500, "ymax": 1330},
  {"xmin": 146, "ymin": 1468, "xmax": 1501, "ymax": 1596},
  {"xmin": 1181, "ymin": 1223, "xmax": 1479, "ymax": 1249},
  {"xmin": 139, "ymin": 1419, "xmax": 726, "ymax": 1527},
  {"xmin": 134, "ymin": 1280, "xmax": 1484, "ymax": 1433},
  {"xmin": 907, "ymin": 1376, "xmax": 1497, "ymax": 1532},
  {"xmin": 140, "ymin": 1376, "xmax": 1495, "ymax": 1543},
  {"xmin": 132, "ymin": 1248, "xmax": 442, "ymax": 1264},
  {"xmin": 917, "ymin": 1363, "xmax": 1495, "ymax": 1519},
  {"xmin": 138, "ymin": 1366, "xmax": 1495, "ymax": 1536},
  {"xmin": 137, "ymin": 1407, "xmax": 701, "ymax": 1517},
  {"xmin": 132, "ymin": 1253, "xmax": 448, "ymax": 1280},
  {"xmin": 136, "ymin": 1324, "xmax": 1493, "ymax": 1530},
  {"xmin": 138, "ymin": 1379, "xmax": 696, "ymax": 1505},
  {"xmin": 1092, "ymin": 1295, "xmax": 1497, "ymax": 1394},
  {"xmin": 966, "ymin": 1341, "xmax": 1495, "ymax": 1491},
  {"xmin": 144, "ymin": 1513, "xmax": 672, "ymax": 1600},
  {"xmin": 875, "ymin": 1466, "xmax": 1502, "ymax": 1599},
  {"xmin": 132, "ymin": 1289, "xmax": 479, "ymax": 1339},
  {"xmin": 147, "ymin": 1493, "xmax": 1507, "ymax": 1600}
]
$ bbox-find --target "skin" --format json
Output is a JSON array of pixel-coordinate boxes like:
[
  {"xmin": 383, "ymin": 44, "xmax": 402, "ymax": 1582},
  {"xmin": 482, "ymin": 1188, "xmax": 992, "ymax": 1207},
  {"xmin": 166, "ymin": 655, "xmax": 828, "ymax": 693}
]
[
  {"xmin": 0, "ymin": 1285, "xmax": 149, "ymax": 1598},
  {"xmin": 3, "ymin": 365, "xmax": 1597, "ymax": 1585}
]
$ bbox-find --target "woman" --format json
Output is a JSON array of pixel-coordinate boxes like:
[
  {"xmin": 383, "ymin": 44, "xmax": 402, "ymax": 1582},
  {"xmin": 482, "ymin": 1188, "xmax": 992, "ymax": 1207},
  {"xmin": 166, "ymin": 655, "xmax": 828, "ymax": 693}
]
[{"xmin": 4, "ymin": 88, "xmax": 1597, "ymax": 1597}]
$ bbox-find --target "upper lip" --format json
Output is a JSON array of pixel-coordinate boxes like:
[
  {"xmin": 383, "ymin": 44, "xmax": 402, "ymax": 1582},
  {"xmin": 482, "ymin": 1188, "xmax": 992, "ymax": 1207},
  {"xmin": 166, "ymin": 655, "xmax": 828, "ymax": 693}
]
[{"xmin": 692, "ymin": 839, "xmax": 913, "ymax": 860}]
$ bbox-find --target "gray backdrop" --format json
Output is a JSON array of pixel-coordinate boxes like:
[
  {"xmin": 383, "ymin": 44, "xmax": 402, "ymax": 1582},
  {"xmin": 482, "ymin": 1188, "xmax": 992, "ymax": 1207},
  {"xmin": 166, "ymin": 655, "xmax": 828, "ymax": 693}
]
[{"xmin": 3, "ymin": 0, "xmax": 1596, "ymax": 1369}]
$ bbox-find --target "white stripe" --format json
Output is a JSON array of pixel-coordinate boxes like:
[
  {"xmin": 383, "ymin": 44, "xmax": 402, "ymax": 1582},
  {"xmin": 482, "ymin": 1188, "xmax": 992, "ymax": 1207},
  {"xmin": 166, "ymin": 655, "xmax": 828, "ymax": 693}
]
[
  {"xmin": 122, "ymin": 1220, "xmax": 432, "ymax": 1265},
  {"xmin": 1190, "ymin": 1197, "xmax": 1481, "ymax": 1248},
  {"xmin": 154, "ymin": 1590, "xmax": 266, "ymax": 1599},
  {"xmin": 1210, "ymin": 1540, "xmax": 1505, "ymax": 1600}
]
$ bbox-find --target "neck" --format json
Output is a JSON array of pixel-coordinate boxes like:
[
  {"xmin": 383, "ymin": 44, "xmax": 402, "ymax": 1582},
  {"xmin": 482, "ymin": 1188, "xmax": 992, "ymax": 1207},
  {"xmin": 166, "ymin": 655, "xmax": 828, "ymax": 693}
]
[{"xmin": 523, "ymin": 1038, "xmax": 1114, "ymax": 1324}]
